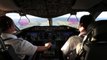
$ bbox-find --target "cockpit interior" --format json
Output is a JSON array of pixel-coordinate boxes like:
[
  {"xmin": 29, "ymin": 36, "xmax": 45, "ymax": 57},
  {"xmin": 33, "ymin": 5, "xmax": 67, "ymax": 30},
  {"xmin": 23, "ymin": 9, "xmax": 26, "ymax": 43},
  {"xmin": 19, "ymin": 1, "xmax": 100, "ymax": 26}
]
[{"xmin": 0, "ymin": 0, "xmax": 107, "ymax": 60}]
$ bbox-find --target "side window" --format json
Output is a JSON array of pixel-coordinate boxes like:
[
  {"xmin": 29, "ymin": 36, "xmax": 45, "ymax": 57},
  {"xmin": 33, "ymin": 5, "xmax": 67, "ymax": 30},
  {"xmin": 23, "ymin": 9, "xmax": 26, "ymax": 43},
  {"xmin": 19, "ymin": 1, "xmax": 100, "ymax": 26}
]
[{"xmin": 96, "ymin": 11, "xmax": 107, "ymax": 21}]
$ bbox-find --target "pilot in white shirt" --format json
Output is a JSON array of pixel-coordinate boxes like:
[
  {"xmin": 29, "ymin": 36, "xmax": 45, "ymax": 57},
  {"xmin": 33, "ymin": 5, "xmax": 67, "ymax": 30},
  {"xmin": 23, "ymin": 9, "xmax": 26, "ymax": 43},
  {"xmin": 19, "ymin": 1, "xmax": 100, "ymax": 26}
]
[{"xmin": 0, "ymin": 16, "xmax": 52, "ymax": 60}]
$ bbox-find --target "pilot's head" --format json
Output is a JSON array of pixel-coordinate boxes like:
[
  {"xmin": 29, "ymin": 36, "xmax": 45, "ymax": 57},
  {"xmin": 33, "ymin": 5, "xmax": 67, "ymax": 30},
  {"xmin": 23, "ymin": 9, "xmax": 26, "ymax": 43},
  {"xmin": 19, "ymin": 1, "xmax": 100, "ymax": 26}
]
[
  {"xmin": 78, "ymin": 15, "xmax": 95, "ymax": 32},
  {"xmin": 0, "ymin": 15, "xmax": 15, "ymax": 33}
]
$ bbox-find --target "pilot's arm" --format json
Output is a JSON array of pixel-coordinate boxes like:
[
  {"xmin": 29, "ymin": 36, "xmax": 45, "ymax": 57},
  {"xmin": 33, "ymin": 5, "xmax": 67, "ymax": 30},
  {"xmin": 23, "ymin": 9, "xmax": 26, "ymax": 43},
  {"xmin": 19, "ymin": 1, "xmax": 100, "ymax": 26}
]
[{"xmin": 36, "ymin": 42, "xmax": 52, "ymax": 51}]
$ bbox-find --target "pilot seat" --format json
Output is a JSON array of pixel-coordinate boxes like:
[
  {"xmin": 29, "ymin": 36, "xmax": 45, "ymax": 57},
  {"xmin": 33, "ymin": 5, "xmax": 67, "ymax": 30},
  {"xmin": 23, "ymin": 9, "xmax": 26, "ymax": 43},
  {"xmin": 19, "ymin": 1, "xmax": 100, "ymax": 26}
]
[{"xmin": 78, "ymin": 20, "xmax": 107, "ymax": 60}]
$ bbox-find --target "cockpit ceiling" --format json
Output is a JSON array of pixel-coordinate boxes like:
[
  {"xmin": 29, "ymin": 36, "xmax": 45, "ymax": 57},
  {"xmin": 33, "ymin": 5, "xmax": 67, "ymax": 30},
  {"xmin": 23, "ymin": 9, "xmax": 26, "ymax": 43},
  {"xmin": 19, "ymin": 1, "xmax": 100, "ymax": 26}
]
[{"xmin": 0, "ymin": 0, "xmax": 106, "ymax": 18}]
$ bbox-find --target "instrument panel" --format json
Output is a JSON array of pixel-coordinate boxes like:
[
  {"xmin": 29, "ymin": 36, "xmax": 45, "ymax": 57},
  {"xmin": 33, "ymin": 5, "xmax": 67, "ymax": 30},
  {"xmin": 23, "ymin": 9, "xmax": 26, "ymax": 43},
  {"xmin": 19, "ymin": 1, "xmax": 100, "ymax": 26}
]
[
  {"xmin": 18, "ymin": 26, "xmax": 79, "ymax": 60},
  {"xmin": 20, "ymin": 26, "xmax": 79, "ymax": 42}
]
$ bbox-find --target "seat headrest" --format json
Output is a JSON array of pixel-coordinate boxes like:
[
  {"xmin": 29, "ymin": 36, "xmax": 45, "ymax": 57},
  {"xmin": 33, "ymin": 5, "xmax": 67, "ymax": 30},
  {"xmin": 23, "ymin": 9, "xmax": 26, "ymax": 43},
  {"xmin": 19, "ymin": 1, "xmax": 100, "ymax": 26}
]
[
  {"xmin": 87, "ymin": 20, "xmax": 107, "ymax": 41},
  {"xmin": 93, "ymin": 20, "xmax": 107, "ymax": 37}
]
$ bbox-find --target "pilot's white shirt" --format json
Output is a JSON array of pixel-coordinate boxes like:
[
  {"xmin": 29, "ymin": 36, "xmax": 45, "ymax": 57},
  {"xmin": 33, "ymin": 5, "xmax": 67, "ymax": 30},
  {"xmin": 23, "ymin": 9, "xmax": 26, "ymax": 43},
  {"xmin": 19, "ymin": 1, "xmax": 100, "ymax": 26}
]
[
  {"xmin": 61, "ymin": 31, "xmax": 86, "ymax": 55},
  {"xmin": 61, "ymin": 35, "xmax": 82, "ymax": 55},
  {"xmin": 1, "ymin": 33, "xmax": 37, "ymax": 60}
]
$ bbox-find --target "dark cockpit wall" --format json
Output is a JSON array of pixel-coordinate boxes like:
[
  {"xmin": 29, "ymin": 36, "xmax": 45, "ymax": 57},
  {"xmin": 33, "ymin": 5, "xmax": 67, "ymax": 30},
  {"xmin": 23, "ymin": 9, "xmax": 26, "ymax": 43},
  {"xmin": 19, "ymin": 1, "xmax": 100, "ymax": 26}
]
[{"xmin": 0, "ymin": 0, "xmax": 106, "ymax": 19}]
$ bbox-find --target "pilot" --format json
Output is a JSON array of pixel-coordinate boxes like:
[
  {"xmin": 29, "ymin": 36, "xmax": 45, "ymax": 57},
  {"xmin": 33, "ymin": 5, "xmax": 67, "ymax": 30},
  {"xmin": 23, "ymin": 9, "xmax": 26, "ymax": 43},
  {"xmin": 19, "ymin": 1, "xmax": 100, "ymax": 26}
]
[
  {"xmin": 0, "ymin": 15, "xmax": 52, "ymax": 60},
  {"xmin": 61, "ymin": 15, "xmax": 95, "ymax": 60}
]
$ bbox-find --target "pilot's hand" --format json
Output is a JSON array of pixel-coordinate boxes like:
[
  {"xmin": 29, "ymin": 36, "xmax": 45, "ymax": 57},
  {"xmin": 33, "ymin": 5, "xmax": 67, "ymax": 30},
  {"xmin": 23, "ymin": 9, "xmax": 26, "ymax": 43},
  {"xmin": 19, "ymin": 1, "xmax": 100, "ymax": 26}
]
[{"xmin": 44, "ymin": 42, "xmax": 52, "ymax": 49}]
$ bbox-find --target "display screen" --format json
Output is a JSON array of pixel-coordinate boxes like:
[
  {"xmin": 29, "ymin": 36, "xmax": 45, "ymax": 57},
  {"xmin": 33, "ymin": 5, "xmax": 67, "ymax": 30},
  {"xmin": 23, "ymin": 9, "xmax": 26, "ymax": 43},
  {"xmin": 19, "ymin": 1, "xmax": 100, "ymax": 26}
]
[{"xmin": 27, "ymin": 31, "xmax": 74, "ymax": 41}]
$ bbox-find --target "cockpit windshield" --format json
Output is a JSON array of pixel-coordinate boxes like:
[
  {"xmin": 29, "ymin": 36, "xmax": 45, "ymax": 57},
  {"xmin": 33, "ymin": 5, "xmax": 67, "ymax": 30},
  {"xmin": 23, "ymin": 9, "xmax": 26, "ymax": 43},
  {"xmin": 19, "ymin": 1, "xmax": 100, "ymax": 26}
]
[{"xmin": 6, "ymin": 11, "xmax": 90, "ymax": 30}]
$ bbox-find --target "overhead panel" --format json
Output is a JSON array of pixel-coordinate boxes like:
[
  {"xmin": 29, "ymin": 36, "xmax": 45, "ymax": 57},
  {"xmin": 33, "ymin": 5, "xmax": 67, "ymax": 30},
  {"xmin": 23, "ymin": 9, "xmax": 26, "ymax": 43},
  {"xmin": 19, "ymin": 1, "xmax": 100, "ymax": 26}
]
[
  {"xmin": 72, "ymin": 0, "xmax": 102, "ymax": 10},
  {"xmin": 14, "ymin": 0, "xmax": 75, "ymax": 18}
]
